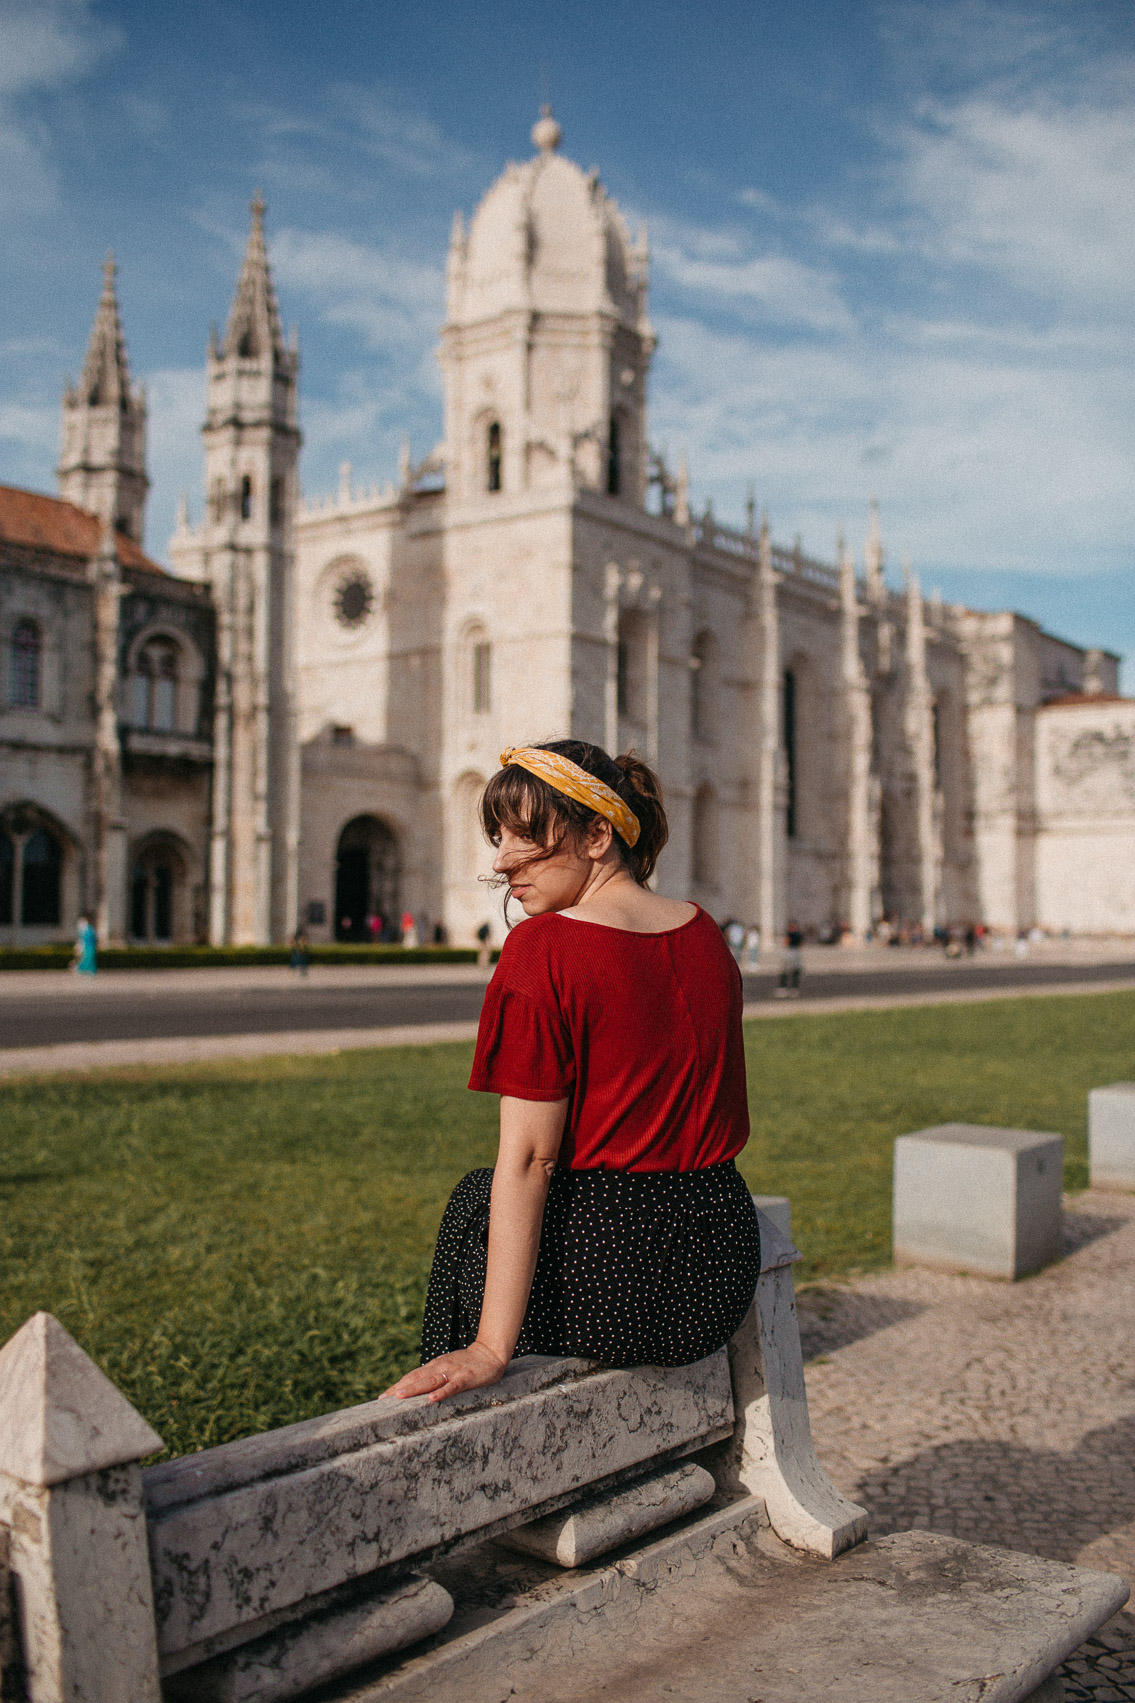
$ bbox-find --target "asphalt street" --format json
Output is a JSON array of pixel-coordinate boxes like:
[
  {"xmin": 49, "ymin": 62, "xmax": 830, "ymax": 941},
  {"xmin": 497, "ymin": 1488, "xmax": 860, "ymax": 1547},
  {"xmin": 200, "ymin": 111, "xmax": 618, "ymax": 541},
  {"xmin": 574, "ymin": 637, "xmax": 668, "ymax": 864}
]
[{"xmin": 3, "ymin": 956, "xmax": 1134, "ymax": 1050}]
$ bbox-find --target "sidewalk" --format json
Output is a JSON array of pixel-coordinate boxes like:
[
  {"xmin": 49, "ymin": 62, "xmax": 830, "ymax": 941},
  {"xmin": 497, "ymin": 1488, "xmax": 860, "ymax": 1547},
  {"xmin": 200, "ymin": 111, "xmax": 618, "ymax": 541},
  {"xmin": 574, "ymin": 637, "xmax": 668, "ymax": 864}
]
[{"xmin": 799, "ymin": 1190, "xmax": 1135, "ymax": 1700}]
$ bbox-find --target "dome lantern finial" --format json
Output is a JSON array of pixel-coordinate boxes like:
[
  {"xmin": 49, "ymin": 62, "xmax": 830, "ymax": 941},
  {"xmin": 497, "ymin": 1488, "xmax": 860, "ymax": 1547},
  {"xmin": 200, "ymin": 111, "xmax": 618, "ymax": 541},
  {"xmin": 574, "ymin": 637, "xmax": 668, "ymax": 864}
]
[{"xmin": 531, "ymin": 104, "xmax": 562, "ymax": 154}]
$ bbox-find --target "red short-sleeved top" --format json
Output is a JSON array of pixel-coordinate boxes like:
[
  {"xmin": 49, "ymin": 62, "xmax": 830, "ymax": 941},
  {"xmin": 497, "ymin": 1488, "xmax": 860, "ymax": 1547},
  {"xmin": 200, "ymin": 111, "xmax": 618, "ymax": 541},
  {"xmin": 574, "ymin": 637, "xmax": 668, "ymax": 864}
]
[{"xmin": 468, "ymin": 905, "xmax": 750, "ymax": 1173}]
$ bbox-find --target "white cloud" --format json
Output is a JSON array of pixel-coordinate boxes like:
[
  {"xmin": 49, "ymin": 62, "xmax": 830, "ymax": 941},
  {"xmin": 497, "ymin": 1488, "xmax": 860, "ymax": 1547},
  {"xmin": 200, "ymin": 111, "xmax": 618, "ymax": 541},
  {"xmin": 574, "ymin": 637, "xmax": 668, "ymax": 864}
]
[
  {"xmin": 895, "ymin": 94, "xmax": 1135, "ymax": 305},
  {"xmin": 0, "ymin": 0, "xmax": 119, "ymax": 96},
  {"xmin": 0, "ymin": 0, "xmax": 121, "ymax": 211},
  {"xmin": 648, "ymin": 310, "xmax": 1134, "ymax": 574},
  {"xmin": 654, "ymin": 243, "xmax": 853, "ymax": 332},
  {"xmin": 269, "ymin": 228, "xmax": 444, "ymax": 352}
]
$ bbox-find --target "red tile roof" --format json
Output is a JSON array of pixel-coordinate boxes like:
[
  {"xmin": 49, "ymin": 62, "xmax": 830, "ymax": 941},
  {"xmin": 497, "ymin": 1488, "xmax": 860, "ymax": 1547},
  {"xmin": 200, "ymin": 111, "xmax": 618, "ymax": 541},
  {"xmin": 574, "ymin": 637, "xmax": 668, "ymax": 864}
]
[
  {"xmin": 1040, "ymin": 691, "xmax": 1134, "ymax": 709},
  {"xmin": 0, "ymin": 484, "xmax": 165, "ymax": 575}
]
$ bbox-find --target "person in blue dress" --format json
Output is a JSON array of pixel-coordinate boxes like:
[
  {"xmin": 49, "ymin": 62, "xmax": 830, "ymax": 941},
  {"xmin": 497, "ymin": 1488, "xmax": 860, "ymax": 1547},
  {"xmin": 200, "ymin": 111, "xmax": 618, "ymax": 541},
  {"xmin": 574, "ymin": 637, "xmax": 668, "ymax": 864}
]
[{"xmin": 73, "ymin": 916, "xmax": 97, "ymax": 976}]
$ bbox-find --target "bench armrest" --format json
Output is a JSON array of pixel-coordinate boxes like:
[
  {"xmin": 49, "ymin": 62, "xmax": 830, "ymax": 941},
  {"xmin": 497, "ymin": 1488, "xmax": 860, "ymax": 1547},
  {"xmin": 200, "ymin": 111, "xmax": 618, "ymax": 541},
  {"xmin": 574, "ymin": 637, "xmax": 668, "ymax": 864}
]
[{"xmin": 708, "ymin": 1206, "xmax": 868, "ymax": 1559}]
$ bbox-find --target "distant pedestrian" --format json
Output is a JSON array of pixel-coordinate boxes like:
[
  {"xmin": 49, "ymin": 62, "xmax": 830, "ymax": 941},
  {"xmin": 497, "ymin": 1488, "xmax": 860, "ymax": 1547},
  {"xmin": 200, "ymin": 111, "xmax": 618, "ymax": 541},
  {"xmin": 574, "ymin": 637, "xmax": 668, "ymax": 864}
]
[
  {"xmin": 476, "ymin": 920, "xmax": 491, "ymax": 969},
  {"xmin": 724, "ymin": 918, "xmax": 745, "ymax": 961},
  {"xmin": 401, "ymin": 909, "xmax": 419, "ymax": 948},
  {"xmin": 743, "ymin": 925, "xmax": 761, "ymax": 971},
  {"xmin": 72, "ymin": 915, "xmax": 97, "ymax": 976},
  {"xmin": 289, "ymin": 928, "xmax": 310, "ymax": 976},
  {"xmin": 776, "ymin": 921, "xmax": 804, "ymax": 998}
]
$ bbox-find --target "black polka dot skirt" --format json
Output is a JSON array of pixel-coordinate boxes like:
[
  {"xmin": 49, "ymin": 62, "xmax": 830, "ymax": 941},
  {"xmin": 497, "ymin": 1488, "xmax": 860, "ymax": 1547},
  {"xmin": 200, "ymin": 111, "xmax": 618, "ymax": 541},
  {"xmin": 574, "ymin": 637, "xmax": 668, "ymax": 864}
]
[{"xmin": 420, "ymin": 1160, "xmax": 761, "ymax": 1369}]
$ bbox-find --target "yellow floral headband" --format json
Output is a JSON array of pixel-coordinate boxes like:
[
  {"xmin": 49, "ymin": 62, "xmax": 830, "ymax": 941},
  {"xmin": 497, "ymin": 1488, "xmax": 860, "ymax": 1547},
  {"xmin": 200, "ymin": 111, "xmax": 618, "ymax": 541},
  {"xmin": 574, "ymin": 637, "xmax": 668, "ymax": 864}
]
[{"xmin": 499, "ymin": 747, "xmax": 641, "ymax": 848}]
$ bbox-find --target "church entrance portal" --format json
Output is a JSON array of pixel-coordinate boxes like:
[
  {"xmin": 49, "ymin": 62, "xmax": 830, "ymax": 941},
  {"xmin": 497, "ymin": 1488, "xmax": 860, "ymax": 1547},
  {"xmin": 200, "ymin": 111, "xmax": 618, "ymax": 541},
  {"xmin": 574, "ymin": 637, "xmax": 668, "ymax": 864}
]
[{"xmin": 334, "ymin": 816, "xmax": 400, "ymax": 942}]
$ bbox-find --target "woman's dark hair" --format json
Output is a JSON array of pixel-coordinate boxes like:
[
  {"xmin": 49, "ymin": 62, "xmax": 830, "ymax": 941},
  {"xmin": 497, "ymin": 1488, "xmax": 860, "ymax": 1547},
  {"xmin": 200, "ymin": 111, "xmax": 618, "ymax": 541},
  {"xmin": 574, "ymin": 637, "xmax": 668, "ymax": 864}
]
[{"xmin": 480, "ymin": 739, "xmax": 668, "ymax": 886}]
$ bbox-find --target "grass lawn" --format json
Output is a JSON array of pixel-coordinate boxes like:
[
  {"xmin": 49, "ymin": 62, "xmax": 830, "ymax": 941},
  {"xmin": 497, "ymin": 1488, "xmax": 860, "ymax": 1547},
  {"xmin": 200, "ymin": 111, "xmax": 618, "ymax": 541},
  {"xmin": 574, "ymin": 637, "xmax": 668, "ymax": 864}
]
[{"xmin": 2, "ymin": 991, "xmax": 1132, "ymax": 1459}]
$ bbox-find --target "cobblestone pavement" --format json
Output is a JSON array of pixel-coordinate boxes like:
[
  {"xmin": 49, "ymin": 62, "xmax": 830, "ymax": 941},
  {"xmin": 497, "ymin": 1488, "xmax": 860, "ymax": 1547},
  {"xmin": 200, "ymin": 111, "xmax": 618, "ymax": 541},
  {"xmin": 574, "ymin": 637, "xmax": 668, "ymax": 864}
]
[{"xmin": 799, "ymin": 1190, "xmax": 1135, "ymax": 1700}]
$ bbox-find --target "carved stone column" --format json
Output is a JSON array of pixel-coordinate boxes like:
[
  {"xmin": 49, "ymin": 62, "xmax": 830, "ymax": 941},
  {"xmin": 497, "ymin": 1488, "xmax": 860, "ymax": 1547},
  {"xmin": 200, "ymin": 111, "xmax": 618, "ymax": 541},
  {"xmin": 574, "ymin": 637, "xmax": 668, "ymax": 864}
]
[
  {"xmin": 839, "ymin": 540, "xmax": 876, "ymax": 941},
  {"xmin": 904, "ymin": 563, "xmax": 942, "ymax": 932}
]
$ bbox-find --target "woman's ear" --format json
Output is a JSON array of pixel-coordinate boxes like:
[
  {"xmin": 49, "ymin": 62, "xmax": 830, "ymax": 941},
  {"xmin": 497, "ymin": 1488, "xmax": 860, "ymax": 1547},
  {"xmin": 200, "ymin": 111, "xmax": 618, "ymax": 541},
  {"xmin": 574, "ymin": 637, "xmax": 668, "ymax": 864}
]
[{"xmin": 585, "ymin": 817, "xmax": 615, "ymax": 862}]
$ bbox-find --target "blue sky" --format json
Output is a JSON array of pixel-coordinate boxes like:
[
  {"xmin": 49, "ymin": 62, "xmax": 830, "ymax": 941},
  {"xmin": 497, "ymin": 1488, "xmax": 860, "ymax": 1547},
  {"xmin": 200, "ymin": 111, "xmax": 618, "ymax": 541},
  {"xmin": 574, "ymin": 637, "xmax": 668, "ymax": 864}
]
[{"xmin": 1, "ymin": 0, "xmax": 1132, "ymax": 678}]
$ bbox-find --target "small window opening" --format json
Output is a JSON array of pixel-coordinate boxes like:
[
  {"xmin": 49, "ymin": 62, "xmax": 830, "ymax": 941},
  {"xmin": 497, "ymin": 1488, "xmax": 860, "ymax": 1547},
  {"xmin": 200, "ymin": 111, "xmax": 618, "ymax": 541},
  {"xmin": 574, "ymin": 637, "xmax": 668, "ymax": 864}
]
[
  {"xmin": 487, "ymin": 422, "xmax": 502, "ymax": 493},
  {"xmin": 783, "ymin": 669, "xmax": 798, "ymax": 841},
  {"xmin": 472, "ymin": 642, "xmax": 491, "ymax": 714},
  {"xmin": 607, "ymin": 415, "xmax": 621, "ymax": 496},
  {"xmin": 240, "ymin": 476, "xmax": 253, "ymax": 521},
  {"xmin": 331, "ymin": 724, "xmax": 355, "ymax": 747},
  {"xmin": 616, "ymin": 638, "xmax": 629, "ymax": 715},
  {"xmin": 10, "ymin": 621, "xmax": 42, "ymax": 709},
  {"xmin": 130, "ymin": 639, "xmax": 180, "ymax": 733}
]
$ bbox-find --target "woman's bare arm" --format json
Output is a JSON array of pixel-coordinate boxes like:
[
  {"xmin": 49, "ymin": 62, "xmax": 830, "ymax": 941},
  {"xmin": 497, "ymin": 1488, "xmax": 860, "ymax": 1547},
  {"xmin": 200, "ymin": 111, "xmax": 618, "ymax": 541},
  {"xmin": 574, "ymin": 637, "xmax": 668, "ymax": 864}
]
[{"xmin": 382, "ymin": 1094, "xmax": 568, "ymax": 1402}]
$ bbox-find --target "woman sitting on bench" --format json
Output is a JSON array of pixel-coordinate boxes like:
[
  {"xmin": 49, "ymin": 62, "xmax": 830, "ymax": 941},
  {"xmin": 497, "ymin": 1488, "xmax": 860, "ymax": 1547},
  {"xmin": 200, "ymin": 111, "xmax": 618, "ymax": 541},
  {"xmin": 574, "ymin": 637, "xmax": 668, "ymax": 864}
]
[{"xmin": 384, "ymin": 740, "xmax": 760, "ymax": 1404}]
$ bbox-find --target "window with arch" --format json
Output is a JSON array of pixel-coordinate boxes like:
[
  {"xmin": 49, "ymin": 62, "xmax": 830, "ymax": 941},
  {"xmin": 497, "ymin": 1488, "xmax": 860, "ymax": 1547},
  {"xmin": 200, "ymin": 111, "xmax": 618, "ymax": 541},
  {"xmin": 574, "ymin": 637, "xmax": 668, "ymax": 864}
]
[
  {"xmin": 692, "ymin": 784, "xmax": 719, "ymax": 888},
  {"xmin": 691, "ymin": 630, "xmax": 718, "ymax": 745},
  {"xmin": 607, "ymin": 414, "xmax": 621, "ymax": 496},
  {"xmin": 10, "ymin": 620, "xmax": 41, "ymax": 708},
  {"xmin": 486, "ymin": 421, "xmax": 502, "ymax": 493},
  {"xmin": 783, "ymin": 668, "xmax": 798, "ymax": 840},
  {"xmin": 240, "ymin": 475, "xmax": 253, "ymax": 521},
  {"xmin": 130, "ymin": 637, "xmax": 180, "ymax": 733},
  {"xmin": 21, "ymin": 828, "xmax": 61, "ymax": 926},
  {"xmin": 0, "ymin": 828, "xmax": 13, "ymax": 925},
  {"xmin": 472, "ymin": 641, "xmax": 491, "ymax": 714}
]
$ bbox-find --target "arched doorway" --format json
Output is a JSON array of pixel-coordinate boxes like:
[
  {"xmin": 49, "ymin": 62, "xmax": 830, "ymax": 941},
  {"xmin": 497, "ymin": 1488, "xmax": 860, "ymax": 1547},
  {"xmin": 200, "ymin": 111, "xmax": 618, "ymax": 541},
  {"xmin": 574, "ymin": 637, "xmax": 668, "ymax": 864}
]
[
  {"xmin": 129, "ymin": 837, "xmax": 186, "ymax": 942},
  {"xmin": 334, "ymin": 816, "xmax": 400, "ymax": 942},
  {"xmin": 0, "ymin": 805, "xmax": 66, "ymax": 931}
]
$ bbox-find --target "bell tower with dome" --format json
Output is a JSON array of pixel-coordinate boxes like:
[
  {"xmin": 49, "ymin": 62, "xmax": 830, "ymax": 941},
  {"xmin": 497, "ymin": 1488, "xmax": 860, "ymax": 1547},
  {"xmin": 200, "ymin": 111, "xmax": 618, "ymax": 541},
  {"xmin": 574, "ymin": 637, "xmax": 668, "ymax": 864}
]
[{"xmin": 440, "ymin": 109, "xmax": 653, "ymax": 505}]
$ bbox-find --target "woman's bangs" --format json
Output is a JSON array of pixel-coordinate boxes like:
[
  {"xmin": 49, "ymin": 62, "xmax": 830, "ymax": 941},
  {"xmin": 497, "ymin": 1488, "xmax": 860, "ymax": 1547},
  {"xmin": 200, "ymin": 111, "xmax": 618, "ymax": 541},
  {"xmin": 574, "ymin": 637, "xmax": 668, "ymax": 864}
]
[{"xmin": 480, "ymin": 767, "xmax": 561, "ymax": 846}]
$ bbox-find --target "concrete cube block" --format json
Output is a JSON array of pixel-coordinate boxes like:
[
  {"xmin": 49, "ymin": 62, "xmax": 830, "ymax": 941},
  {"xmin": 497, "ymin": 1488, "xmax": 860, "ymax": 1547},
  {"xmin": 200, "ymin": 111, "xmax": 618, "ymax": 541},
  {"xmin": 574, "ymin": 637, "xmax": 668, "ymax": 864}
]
[
  {"xmin": 893, "ymin": 1124, "xmax": 1064, "ymax": 1279},
  {"xmin": 751, "ymin": 1195, "xmax": 792, "ymax": 1239},
  {"xmin": 1088, "ymin": 1083, "xmax": 1135, "ymax": 1191}
]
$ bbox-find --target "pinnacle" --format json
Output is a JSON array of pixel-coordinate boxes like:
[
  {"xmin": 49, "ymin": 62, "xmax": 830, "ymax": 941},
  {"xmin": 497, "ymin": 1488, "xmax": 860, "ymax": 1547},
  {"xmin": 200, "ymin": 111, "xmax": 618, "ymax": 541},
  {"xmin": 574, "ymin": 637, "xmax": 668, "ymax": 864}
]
[
  {"xmin": 223, "ymin": 193, "xmax": 285, "ymax": 362},
  {"xmin": 79, "ymin": 252, "xmax": 132, "ymax": 407},
  {"xmin": 0, "ymin": 1312, "xmax": 163, "ymax": 1487}
]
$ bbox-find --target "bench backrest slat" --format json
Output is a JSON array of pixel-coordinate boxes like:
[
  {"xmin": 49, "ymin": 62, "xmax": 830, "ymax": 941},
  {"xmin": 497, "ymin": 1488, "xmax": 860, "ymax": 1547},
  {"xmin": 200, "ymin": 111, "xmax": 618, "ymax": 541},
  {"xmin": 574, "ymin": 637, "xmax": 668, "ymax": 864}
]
[{"xmin": 146, "ymin": 1352, "xmax": 733, "ymax": 1659}]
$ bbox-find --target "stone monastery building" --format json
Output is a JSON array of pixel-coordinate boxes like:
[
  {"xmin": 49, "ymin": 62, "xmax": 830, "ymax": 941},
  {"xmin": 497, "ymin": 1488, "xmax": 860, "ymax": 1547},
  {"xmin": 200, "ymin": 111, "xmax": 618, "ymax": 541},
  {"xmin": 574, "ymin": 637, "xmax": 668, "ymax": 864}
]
[{"xmin": 3, "ymin": 111, "xmax": 1134, "ymax": 948}]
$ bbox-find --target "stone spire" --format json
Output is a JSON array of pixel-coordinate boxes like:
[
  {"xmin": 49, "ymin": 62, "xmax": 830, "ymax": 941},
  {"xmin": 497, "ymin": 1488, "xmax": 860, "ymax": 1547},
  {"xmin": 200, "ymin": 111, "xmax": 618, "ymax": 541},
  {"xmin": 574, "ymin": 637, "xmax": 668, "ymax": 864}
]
[
  {"xmin": 58, "ymin": 254, "xmax": 149, "ymax": 542},
  {"xmin": 223, "ymin": 195, "xmax": 285, "ymax": 362},
  {"xmin": 864, "ymin": 498, "xmax": 885, "ymax": 605},
  {"xmin": 81, "ymin": 254, "xmax": 131, "ymax": 406}
]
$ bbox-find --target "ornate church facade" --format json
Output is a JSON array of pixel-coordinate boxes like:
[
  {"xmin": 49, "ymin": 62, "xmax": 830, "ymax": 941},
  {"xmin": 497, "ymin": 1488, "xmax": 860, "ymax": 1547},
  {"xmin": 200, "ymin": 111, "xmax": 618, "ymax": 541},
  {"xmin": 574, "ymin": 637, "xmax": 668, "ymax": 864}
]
[{"xmin": 3, "ymin": 113, "xmax": 1134, "ymax": 947}]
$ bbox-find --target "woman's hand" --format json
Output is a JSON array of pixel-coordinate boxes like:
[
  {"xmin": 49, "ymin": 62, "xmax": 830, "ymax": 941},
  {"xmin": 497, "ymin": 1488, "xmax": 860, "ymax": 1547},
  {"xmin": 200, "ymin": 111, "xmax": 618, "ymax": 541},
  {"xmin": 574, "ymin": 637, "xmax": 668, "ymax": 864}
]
[{"xmin": 381, "ymin": 1340, "xmax": 508, "ymax": 1404}]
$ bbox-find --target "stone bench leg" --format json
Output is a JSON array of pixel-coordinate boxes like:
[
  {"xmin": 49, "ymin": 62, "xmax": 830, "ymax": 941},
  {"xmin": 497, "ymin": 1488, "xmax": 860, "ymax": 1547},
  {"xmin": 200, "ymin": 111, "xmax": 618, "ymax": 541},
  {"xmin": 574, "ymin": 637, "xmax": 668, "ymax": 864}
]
[
  {"xmin": 708, "ymin": 1210, "xmax": 868, "ymax": 1559},
  {"xmin": 0, "ymin": 1313, "xmax": 164, "ymax": 1703}
]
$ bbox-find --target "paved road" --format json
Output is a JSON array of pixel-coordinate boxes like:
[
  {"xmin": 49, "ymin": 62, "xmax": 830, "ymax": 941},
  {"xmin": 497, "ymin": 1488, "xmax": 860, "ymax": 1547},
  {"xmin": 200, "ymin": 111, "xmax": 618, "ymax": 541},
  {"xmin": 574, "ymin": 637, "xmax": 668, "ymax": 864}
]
[{"xmin": 2, "ymin": 955, "xmax": 1134, "ymax": 1049}]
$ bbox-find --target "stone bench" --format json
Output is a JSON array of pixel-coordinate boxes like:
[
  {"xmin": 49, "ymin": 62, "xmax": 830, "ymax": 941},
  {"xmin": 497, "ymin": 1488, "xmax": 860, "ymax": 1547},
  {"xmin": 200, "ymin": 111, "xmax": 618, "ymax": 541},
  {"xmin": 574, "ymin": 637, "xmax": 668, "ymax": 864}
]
[
  {"xmin": 0, "ymin": 1208, "xmax": 1126, "ymax": 1703},
  {"xmin": 894, "ymin": 1123, "xmax": 1064, "ymax": 1278},
  {"xmin": 1089, "ymin": 1083, "xmax": 1135, "ymax": 1191}
]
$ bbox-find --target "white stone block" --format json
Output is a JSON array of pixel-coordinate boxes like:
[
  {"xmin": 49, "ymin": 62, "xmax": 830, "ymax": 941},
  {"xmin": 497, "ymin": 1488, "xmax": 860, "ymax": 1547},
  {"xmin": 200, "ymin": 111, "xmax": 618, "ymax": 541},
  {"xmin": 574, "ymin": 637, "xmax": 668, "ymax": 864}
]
[
  {"xmin": 751, "ymin": 1195, "xmax": 792, "ymax": 1239},
  {"xmin": 1088, "ymin": 1083, "xmax": 1135, "ymax": 1191},
  {"xmin": 893, "ymin": 1124, "xmax": 1064, "ymax": 1279},
  {"xmin": 500, "ymin": 1462, "xmax": 715, "ymax": 1569}
]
